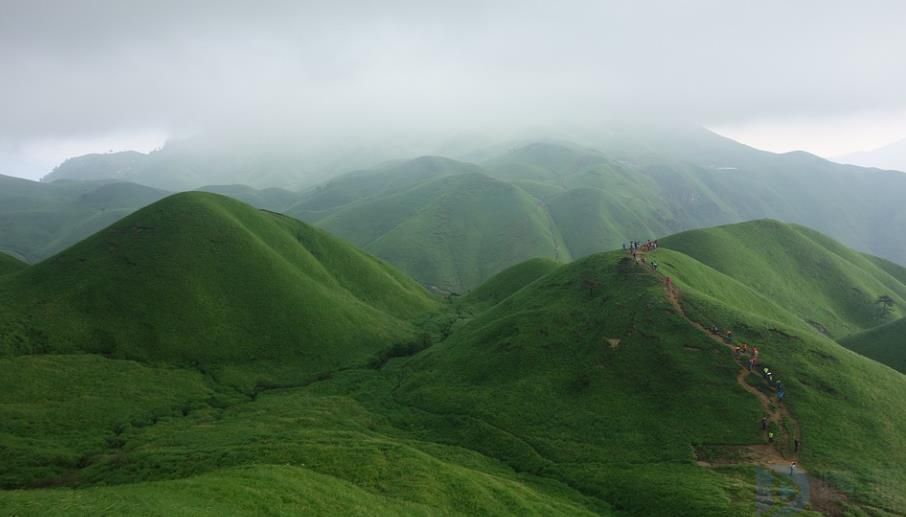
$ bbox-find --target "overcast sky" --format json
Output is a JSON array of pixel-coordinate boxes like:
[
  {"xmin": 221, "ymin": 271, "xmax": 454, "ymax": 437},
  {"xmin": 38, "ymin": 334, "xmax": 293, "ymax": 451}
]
[{"xmin": 2, "ymin": 0, "xmax": 906, "ymax": 179}]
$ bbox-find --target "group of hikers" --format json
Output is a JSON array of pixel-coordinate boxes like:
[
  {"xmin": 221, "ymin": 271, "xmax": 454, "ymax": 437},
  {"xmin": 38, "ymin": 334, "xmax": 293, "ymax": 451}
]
[
  {"xmin": 717, "ymin": 328, "xmax": 786, "ymax": 404},
  {"xmin": 625, "ymin": 240, "xmax": 800, "ymax": 470},
  {"xmin": 714, "ymin": 328, "xmax": 801, "ymax": 472},
  {"xmin": 624, "ymin": 240, "xmax": 659, "ymax": 270},
  {"xmin": 624, "ymin": 239, "xmax": 658, "ymax": 253}
]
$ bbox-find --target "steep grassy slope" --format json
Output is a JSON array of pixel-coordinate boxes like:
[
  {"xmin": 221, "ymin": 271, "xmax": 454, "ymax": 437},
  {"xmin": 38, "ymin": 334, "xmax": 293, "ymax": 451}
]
[
  {"xmin": 0, "ymin": 252, "xmax": 25, "ymax": 276},
  {"xmin": 0, "ymin": 192, "xmax": 436, "ymax": 387},
  {"xmin": 386, "ymin": 248, "xmax": 906, "ymax": 513},
  {"xmin": 290, "ymin": 159, "xmax": 570, "ymax": 291},
  {"xmin": 655, "ymin": 253, "xmax": 906, "ymax": 513},
  {"xmin": 839, "ymin": 317, "xmax": 906, "ymax": 373},
  {"xmin": 660, "ymin": 220, "xmax": 906, "ymax": 337},
  {"xmin": 353, "ymin": 174, "xmax": 567, "ymax": 292},
  {"xmin": 390, "ymin": 253, "xmax": 767, "ymax": 515}
]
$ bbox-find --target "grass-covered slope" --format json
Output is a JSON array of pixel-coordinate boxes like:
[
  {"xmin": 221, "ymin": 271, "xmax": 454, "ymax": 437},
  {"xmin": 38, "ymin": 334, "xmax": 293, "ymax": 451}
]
[
  {"xmin": 0, "ymin": 174, "xmax": 170, "ymax": 262},
  {"xmin": 354, "ymin": 173, "xmax": 568, "ymax": 292},
  {"xmin": 839, "ymin": 317, "xmax": 906, "ymax": 373},
  {"xmin": 287, "ymin": 155, "xmax": 480, "ymax": 221},
  {"xmin": 655, "ymin": 251, "xmax": 906, "ymax": 513},
  {"xmin": 660, "ymin": 219, "xmax": 906, "ymax": 338},
  {"xmin": 391, "ymin": 247, "xmax": 906, "ymax": 513},
  {"xmin": 0, "ymin": 355, "xmax": 213, "ymax": 487},
  {"xmin": 291, "ymin": 159, "xmax": 570, "ymax": 292},
  {"xmin": 0, "ymin": 355, "xmax": 601, "ymax": 515},
  {"xmin": 0, "ymin": 252, "xmax": 25, "ymax": 276},
  {"xmin": 460, "ymin": 257, "xmax": 560, "ymax": 308},
  {"xmin": 393, "ymin": 253, "xmax": 767, "ymax": 515},
  {"xmin": 0, "ymin": 192, "xmax": 436, "ymax": 386}
]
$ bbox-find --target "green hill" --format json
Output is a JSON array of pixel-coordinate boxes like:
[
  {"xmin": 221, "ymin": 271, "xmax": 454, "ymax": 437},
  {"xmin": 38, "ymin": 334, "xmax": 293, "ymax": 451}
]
[
  {"xmin": 660, "ymin": 220, "xmax": 906, "ymax": 338},
  {"xmin": 288, "ymin": 155, "xmax": 481, "ymax": 219},
  {"xmin": 0, "ymin": 252, "xmax": 26, "ymax": 276},
  {"xmin": 0, "ymin": 174, "xmax": 310, "ymax": 263},
  {"xmin": 839, "ymin": 317, "xmax": 906, "ymax": 373},
  {"xmin": 381, "ymin": 248, "xmax": 906, "ymax": 514},
  {"xmin": 0, "ymin": 192, "xmax": 437, "ymax": 387},
  {"xmin": 652, "ymin": 257, "xmax": 906, "ymax": 513},
  {"xmin": 290, "ymin": 158, "xmax": 570, "ymax": 292},
  {"xmin": 460, "ymin": 257, "xmax": 560, "ymax": 308}
]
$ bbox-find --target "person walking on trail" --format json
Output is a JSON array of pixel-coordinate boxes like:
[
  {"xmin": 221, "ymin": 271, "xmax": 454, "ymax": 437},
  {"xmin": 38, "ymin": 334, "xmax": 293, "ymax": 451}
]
[
  {"xmin": 726, "ymin": 329, "xmax": 733, "ymax": 343},
  {"xmin": 790, "ymin": 462, "xmax": 797, "ymax": 476},
  {"xmin": 768, "ymin": 431, "xmax": 774, "ymax": 443},
  {"xmin": 652, "ymin": 260, "xmax": 658, "ymax": 271},
  {"xmin": 761, "ymin": 416, "xmax": 768, "ymax": 430}
]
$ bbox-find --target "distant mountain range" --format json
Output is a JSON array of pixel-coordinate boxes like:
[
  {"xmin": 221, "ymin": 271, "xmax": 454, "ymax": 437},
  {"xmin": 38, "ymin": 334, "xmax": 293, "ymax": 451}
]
[
  {"xmin": 289, "ymin": 130, "xmax": 906, "ymax": 291},
  {"xmin": 836, "ymin": 137, "xmax": 906, "ymax": 172},
  {"xmin": 9, "ymin": 124, "xmax": 906, "ymax": 293}
]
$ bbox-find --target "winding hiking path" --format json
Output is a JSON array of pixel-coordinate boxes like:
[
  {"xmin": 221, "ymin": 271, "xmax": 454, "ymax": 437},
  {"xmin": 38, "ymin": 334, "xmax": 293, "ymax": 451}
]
[
  {"xmin": 664, "ymin": 283, "xmax": 800, "ymax": 460},
  {"xmin": 638, "ymin": 255, "xmax": 818, "ymax": 512}
]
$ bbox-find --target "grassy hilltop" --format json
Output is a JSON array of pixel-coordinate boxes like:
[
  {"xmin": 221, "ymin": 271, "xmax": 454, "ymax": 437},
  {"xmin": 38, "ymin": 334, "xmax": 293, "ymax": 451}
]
[
  {"xmin": 660, "ymin": 220, "xmax": 906, "ymax": 337},
  {"xmin": 290, "ymin": 157, "xmax": 570, "ymax": 292},
  {"xmin": 0, "ymin": 192, "xmax": 436, "ymax": 388},
  {"xmin": 1, "ymin": 199, "xmax": 906, "ymax": 514}
]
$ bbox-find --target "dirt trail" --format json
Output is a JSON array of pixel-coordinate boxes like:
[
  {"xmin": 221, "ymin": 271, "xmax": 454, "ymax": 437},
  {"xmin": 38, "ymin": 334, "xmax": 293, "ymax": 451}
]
[
  {"xmin": 637, "ymin": 256, "xmax": 858, "ymax": 513},
  {"xmin": 664, "ymin": 283, "xmax": 799, "ymax": 461}
]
